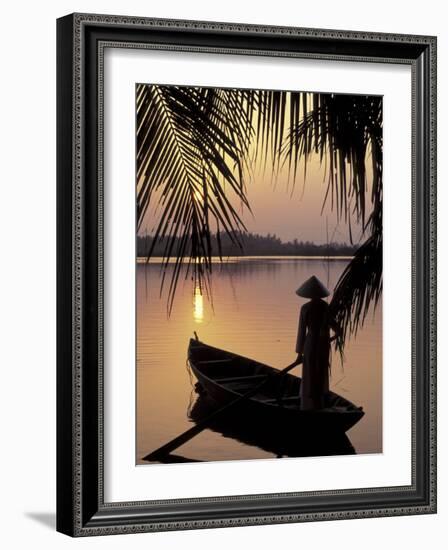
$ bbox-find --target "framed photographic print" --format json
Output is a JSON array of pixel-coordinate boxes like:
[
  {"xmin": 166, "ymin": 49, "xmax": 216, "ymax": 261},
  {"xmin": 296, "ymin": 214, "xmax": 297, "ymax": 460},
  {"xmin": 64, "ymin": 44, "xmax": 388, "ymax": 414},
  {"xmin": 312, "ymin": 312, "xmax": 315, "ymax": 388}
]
[{"xmin": 56, "ymin": 13, "xmax": 437, "ymax": 536}]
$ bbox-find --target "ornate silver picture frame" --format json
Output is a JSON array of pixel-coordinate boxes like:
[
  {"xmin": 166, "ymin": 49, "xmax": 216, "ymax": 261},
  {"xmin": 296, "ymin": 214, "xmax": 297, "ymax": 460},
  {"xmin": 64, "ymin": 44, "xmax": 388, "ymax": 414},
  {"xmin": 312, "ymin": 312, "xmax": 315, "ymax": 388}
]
[{"xmin": 57, "ymin": 13, "xmax": 436, "ymax": 536}]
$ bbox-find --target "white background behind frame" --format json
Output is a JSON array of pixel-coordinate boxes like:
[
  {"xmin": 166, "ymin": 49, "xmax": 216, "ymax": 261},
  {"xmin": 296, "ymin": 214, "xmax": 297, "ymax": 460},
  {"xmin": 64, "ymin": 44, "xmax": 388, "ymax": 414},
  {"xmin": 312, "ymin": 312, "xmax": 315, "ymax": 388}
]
[
  {"xmin": 3, "ymin": 1, "xmax": 446, "ymax": 548},
  {"xmin": 103, "ymin": 47, "xmax": 412, "ymax": 502}
]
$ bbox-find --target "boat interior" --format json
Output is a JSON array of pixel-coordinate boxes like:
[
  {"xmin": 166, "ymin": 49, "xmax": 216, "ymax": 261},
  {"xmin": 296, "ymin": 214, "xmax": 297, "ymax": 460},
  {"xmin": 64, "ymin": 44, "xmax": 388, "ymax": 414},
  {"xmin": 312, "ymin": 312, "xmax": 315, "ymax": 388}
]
[{"xmin": 189, "ymin": 342, "xmax": 359, "ymax": 411}]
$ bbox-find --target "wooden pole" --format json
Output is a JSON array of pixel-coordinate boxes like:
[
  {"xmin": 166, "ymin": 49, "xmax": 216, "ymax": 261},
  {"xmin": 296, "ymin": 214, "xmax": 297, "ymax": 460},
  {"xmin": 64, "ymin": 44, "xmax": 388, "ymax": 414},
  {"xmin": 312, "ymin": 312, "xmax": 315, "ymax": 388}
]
[{"xmin": 142, "ymin": 360, "xmax": 300, "ymax": 462}]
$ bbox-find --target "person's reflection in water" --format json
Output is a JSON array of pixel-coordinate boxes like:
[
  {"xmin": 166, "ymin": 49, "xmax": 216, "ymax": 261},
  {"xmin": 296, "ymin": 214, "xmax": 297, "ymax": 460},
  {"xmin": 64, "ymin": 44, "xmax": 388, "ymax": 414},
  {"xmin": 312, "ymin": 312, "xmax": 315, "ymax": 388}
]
[{"xmin": 292, "ymin": 276, "xmax": 341, "ymax": 411}]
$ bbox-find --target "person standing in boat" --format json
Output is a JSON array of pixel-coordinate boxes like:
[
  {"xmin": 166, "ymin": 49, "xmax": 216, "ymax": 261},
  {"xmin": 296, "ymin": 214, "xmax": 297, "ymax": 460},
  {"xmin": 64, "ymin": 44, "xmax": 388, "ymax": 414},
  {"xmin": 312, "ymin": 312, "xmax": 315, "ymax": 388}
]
[{"xmin": 293, "ymin": 276, "xmax": 341, "ymax": 411}]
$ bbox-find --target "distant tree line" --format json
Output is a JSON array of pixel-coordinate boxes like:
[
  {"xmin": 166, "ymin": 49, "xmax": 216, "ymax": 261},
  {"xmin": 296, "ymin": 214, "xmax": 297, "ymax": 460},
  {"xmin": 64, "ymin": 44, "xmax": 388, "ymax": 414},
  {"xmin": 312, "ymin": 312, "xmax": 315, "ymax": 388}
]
[{"xmin": 137, "ymin": 231, "xmax": 358, "ymax": 258}]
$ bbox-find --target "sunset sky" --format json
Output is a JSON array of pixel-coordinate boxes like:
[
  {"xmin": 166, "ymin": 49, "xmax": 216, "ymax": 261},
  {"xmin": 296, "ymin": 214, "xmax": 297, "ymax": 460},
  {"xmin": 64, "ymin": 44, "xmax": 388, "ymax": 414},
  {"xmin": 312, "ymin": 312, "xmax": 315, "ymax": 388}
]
[
  {"xmin": 232, "ymin": 154, "xmax": 367, "ymax": 244},
  {"xmin": 137, "ymin": 87, "xmax": 374, "ymax": 245},
  {"xmin": 138, "ymin": 151, "xmax": 370, "ymax": 245}
]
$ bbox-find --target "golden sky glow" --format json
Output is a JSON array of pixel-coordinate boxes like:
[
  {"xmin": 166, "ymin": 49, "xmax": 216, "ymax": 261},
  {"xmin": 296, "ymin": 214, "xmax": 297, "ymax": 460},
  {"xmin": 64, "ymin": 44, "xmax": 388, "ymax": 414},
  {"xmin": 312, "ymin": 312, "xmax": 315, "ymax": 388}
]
[
  {"xmin": 137, "ymin": 88, "xmax": 374, "ymax": 245},
  {"xmin": 139, "ymin": 151, "xmax": 372, "ymax": 245}
]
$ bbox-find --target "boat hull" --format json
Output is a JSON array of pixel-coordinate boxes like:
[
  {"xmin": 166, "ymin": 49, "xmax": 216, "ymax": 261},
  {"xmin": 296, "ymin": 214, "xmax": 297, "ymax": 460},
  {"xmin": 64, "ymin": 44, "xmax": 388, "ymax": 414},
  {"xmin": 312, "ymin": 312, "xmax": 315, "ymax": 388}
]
[
  {"xmin": 189, "ymin": 393, "xmax": 356, "ymax": 457},
  {"xmin": 188, "ymin": 339, "xmax": 364, "ymax": 434}
]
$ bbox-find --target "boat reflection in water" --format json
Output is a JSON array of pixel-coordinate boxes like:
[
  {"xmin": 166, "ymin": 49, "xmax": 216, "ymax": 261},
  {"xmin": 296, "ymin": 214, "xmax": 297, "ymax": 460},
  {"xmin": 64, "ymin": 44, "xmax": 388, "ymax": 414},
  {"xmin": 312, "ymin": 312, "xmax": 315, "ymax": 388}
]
[{"xmin": 188, "ymin": 386, "xmax": 356, "ymax": 459}]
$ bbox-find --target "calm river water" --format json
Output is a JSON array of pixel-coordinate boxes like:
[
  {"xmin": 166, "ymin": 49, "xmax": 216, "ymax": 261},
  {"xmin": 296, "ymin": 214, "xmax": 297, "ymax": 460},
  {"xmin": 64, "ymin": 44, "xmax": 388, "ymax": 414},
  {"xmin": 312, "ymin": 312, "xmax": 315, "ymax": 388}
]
[{"xmin": 136, "ymin": 257, "xmax": 382, "ymax": 464}]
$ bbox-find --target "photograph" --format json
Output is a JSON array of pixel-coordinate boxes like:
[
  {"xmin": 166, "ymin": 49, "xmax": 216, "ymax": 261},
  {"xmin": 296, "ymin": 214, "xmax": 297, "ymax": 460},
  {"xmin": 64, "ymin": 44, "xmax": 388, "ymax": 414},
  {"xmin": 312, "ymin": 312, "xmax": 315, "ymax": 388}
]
[{"xmin": 136, "ymin": 83, "xmax": 383, "ymax": 465}]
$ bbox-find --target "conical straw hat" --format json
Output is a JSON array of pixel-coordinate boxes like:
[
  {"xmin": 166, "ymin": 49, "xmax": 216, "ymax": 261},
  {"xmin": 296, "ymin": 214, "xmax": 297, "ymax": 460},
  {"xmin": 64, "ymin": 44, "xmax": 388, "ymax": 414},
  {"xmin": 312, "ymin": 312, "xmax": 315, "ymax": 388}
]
[{"xmin": 295, "ymin": 275, "xmax": 330, "ymax": 298}]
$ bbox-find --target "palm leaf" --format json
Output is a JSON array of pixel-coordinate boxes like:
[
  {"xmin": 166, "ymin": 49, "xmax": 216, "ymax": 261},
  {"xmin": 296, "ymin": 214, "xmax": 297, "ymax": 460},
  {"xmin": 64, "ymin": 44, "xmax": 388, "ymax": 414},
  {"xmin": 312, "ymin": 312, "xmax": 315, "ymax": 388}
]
[
  {"xmin": 282, "ymin": 94, "xmax": 382, "ymax": 231},
  {"xmin": 137, "ymin": 84, "xmax": 255, "ymax": 311},
  {"xmin": 329, "ymin": 207, "xmax": 382, "ymax": 355},
  {"xmin": 281, "ymin": 93, "xmax": 383, "ymax": 341}
]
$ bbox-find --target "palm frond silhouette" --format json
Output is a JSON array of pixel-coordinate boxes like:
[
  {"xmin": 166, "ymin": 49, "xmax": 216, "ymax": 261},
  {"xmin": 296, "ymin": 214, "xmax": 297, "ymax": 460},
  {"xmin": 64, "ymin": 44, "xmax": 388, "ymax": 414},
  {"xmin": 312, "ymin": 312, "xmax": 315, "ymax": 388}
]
[{"xmin": 137, "ymin": 84, "xmax": 382, "ymax": 343}]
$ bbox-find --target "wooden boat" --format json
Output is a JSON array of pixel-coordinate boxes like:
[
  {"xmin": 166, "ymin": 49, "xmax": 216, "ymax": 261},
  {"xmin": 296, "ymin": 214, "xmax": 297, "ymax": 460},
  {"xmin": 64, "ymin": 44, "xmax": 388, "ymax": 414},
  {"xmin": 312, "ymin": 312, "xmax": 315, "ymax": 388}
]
[{"xmin": 188, "ymin": 338, "xmax": 364, "ymax": 434}]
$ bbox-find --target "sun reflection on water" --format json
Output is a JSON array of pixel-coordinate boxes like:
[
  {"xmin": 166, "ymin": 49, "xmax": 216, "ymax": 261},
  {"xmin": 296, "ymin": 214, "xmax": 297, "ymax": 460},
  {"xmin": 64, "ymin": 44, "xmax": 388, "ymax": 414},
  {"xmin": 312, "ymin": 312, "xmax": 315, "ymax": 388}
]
[{"xmin": 193, "ymin": 286, "xmax": 204, "ymax": 323}]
